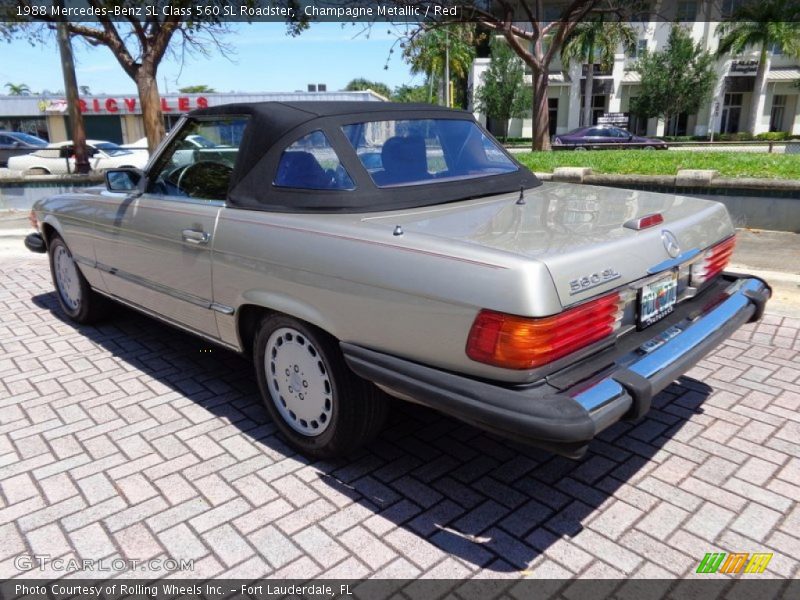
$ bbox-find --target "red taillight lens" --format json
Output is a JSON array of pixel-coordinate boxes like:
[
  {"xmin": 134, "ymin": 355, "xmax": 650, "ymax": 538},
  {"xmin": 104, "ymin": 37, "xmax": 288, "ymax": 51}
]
[
  {"xmin": 691, "ymin": 236, "xmax": 736, "ymax": 286},
  {"xmin": 466, "ymin": 292, "xmax": 624, "ymax": 369}
]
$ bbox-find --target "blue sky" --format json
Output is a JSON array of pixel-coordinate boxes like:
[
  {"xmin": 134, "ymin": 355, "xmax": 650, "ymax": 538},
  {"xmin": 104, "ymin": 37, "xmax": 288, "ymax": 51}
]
[{"xmin": 0, "ymin": 22, "xmax": 421, "ymax": 95}]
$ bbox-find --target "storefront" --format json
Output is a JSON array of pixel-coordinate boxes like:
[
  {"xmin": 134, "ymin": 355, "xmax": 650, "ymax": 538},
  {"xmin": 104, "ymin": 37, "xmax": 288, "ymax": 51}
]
[{"xmin": 0, "ymin": 90, "xmax": 384, "ymax": 143}]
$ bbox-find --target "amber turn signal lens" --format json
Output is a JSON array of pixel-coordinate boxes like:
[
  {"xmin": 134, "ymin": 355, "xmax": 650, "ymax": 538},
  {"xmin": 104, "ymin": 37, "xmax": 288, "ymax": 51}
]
[{"xmin": 466, "ymin": 292, "xmax": 623, "ymax": 369}]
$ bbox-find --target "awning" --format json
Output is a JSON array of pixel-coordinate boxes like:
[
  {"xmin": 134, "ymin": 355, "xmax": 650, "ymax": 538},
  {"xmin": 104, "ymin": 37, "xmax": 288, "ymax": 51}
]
[
  {"xmin": 767, "ymin": 68, "xmax": 800, "ymax": 81},
  {"xmin": 622, "ymin": 71, "xmax": 641, "ymax": 84}
]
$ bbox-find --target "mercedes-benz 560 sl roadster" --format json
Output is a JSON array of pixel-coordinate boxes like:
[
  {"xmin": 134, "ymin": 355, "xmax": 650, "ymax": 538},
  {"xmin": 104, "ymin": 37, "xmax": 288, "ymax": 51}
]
[{"xmin": 25, "ymin": 102, "xmax": 770, "ymax": 458}]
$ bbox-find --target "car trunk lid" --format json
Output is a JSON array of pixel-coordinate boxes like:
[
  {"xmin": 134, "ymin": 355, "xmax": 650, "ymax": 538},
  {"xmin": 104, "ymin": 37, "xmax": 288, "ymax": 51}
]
[{"xmin": 361, "ymin": 182, "xmax": 734, "ymax": 308}]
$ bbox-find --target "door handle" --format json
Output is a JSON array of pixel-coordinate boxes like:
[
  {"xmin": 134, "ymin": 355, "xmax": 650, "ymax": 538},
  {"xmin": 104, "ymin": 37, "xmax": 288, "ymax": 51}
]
[{"xmin": 182, "ymin": 229, "xmax": 210, "ymax": 245}]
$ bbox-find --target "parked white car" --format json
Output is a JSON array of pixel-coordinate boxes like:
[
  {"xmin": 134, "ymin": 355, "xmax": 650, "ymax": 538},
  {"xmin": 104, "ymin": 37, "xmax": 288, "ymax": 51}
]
[{"xmin": 7, "ymin": 140, "xmax": 147, "ymax": 175}]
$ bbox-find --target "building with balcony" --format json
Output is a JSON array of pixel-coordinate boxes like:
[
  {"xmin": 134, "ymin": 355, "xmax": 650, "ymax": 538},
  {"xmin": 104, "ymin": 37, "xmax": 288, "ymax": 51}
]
[{"xmin": 470, "ymin": 13, "xmax": 800, "ymax": 139}]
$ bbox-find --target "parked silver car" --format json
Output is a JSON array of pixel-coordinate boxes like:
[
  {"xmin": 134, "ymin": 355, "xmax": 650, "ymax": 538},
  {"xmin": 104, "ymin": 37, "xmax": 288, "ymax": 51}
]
[{"xmin": 25, "ymin": 102, "xmax": 770, "ymax": 458}]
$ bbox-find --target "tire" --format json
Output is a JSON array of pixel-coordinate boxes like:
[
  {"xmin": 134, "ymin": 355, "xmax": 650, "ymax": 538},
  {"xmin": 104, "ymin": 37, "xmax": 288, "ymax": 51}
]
[
  {"xmin": 48, "ymin": 234, "xmax": 109, "ymax": 324},
  {"xmin": 643, "ymin": 145, "xmax": 656, "ymax": 151},
  {"xmin": 574, "ymin": 146, "xmax": 588, "ymax": 152},
  {"xmin": 253, "ymin": 314, "xmax": 388, "ymax": 458},
  {"xmin": 26, "ymin": 167, "xmax": 50, "ymax": 175}
]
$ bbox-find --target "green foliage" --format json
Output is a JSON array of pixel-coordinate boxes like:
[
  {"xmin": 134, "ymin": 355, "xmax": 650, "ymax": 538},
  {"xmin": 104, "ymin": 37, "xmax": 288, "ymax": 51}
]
[
  {"xmin": 178, "ymin": 85, "xmax": 216, "ymax": 93},
  {"xmin": 630, "ymin": 26, "xmax": 716, "ymax": 123},
  {"xmin": 754, "ymin": 131, "xmax": 792, "ymax": 141},
  {"xmin": 344, "ymin": 78, "xmax": 393, "ymax": 99},
  {"xmin": 4, "ymin": 82, "xmax": 31, "ymax": 95},
  {"xmin": 517, "ymin": 149, "xmax": 800, "ymax": 180},
  {"xmin": 392, "ymin": 84, "xmax": 433, "ymax": 104},
  {"xmin": 561, "ymin": 20, "xmax": 637, "ymax": 71},
  {"xmin": 474, "ymin": 39, "xmax": 531, "ymax": 140},
  {"xmin": 402, "ymin": 25, "xmax": 479, "ymax": 82},
  {"xmin": 716, "ymin": 1, "xmax": 800, "ymax": 59}
]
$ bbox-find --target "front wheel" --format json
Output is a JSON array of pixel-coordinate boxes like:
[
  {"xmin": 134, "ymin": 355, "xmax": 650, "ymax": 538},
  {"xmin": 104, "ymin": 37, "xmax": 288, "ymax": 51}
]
[
  {"xmin": 48, "ymin": 234, "xmax": 109, "ymax": 324},
  {"xmin": 253, "ymin": 314, "xmax": 388, "ymax": 458}
]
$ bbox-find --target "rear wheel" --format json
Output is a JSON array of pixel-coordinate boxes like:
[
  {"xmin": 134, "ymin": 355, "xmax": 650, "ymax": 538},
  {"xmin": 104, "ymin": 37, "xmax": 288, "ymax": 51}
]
[
  {"xmin": 574, "ymin": 146, "xmax": 588, "ymax": 152},
  {"xmin": 643, "ymin": 145, "xmax": 656, "ymax": 151},
  {"xmin": 254, "ymin": 314, "xmax": 388, "ymax": 458},
  {"xmin": 48, "ymin": 234, "xmax": 109, "ymax": 324}
]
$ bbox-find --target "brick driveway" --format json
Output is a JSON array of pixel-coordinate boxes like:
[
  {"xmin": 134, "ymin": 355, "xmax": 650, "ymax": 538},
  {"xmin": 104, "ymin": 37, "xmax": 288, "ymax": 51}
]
[{"xmin": 1, "ymin": 255, "xmax": 799, "ymax": 580}]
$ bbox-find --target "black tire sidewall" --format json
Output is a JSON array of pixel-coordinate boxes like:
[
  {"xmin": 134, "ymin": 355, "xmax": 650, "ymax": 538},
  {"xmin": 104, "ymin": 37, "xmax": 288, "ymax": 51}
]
[{"xmin": 253, "ymin": 314, "xmax": 357, "ymax": 457}]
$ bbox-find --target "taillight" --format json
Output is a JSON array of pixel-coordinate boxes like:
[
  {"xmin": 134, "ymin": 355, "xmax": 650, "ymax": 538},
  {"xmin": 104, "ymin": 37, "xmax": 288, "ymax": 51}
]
[
  {"xmin": 691, "ymin": 236, "xmax": 736, "ymax": 286},
  {"xmin": 466, "ymin": 292, "xmax": 625, "ymax": 369}
]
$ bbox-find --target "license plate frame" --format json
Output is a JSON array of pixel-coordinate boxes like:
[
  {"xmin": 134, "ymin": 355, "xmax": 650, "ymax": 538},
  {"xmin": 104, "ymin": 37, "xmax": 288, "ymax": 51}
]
[{"xmin": 637, "ymin": 270, "xmax": 679, "ymax": 329}]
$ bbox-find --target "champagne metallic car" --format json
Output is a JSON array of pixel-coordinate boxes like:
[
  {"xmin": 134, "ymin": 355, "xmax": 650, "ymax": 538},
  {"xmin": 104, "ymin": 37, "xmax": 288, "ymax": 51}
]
[{"xmin": 25, "ymin": 102, "xmax": 770, "ymax": 458}]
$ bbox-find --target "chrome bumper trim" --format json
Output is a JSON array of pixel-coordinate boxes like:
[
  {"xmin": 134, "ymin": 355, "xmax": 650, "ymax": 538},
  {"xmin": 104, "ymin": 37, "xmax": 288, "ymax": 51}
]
[{"xmin": 573, "ymin": 277, "xmax": 768, "ymax": 413}]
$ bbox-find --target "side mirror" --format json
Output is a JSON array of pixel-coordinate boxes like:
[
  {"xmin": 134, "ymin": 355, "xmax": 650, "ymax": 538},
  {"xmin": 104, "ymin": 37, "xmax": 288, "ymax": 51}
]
[{"xmin": 105, "ymin": 168, "xmax": 144, "ymax": 193}]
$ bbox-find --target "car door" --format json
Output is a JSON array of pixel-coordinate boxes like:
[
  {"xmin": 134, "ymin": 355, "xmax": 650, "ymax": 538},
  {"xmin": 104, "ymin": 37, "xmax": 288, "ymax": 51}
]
[{"xmin": 92, "ymin": 116, "xmax": 247, "ymax": 338}]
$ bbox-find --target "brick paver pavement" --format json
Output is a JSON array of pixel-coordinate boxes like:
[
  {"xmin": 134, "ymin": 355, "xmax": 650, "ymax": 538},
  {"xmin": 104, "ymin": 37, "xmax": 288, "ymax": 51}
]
[{"xmin": 1, "ymin": 255, "xmax": 799, "ymax": 579}]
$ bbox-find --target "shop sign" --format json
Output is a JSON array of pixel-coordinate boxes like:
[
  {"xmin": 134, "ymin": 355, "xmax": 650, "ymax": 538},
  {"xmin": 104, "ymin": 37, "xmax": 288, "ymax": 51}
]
[
  {"xmin": 730, "ymin": 60, "xmax": 758, "ymax": 73},
  {"xmin": 39, "ymin": 96, "xmax": 208, "ymax": 114}
]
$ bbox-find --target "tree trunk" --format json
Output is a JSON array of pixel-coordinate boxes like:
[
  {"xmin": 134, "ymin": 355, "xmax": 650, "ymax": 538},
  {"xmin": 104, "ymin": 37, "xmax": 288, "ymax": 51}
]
[
  {"xmin": 56, "ymin": 19, "xmax": 90, "ymax": 174},
  {"xmin": 136, "ymin": 68, "xmax": 165, "ymax": 153},
  {"xmin": 748, "ymin": 44, "xmax": 770, "ymax": 135},
  {"xmin": 531, "ymin": 71, "xmax": 551, "ymax": 151},
  {"xmin": 583, "ymin": 48, "xmax": 595, "ymax": 127}
]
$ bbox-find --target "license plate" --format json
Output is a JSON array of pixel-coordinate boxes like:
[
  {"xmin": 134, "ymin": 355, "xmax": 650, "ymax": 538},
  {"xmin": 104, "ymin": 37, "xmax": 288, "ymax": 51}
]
[{"xmin": 638, "ymin": 270, "xmax": 678, "ymax": 328}]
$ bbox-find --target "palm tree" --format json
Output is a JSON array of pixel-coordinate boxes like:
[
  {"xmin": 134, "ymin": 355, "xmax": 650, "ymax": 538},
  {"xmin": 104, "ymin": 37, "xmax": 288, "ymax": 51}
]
[
  {"xmin": 561, "ymin": 20, "xmax": 637, "ymax": 127},
  {"xmin": 716, "ymin": 0, "xmax": 800, "ymax": 134},
  {"xmin": 4, "ymin": 82, "xmax": 31, "ymax": 96},
  {"xmin": 402, "ymin": 25, "xmax": 479, "ymax": 107}
]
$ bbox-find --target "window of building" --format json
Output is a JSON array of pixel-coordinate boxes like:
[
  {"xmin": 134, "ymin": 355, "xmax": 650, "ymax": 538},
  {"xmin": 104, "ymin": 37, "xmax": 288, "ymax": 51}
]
[
  {"xmin": 770, "ymin": 95, "xmax": 786, "ymax": 132},
  {"xmin": 549, "ymin": 98, "xmax": 559, "ymax": 137},
  {"xmin": 720, "ymin": 93, "xmax": 743, "ymax": 133},
  {"xmin": 676, "ymin": 1, "xmax": 697, "ymax": 21},
  {"xmin": 580, "ymin": 94, "xmax": 608, "ymax": 126},
  {"xmin": 666, "ymin": 113, "xmax": 689, "ymax": 136},
  {"xmin": 274, "ymin": 130, "xmax": 355, "ymax": 190},
  {"xmin": 148, "ymin": 117, "xmax": 248, "ymax": 201},
  {"xmin": 0, "ymin": 117, "xmax": 49, "ymax": 140},
  {"xmin": 627, "ymin": 39, "xmax": 648, "ymax": 59},
  {"xmin": 770, "ymin": 42, "xmax": 784, "ymax": 56},
  {"xmin": 721, "ymin": 0, "xmax": 745, "ymax": 18}
]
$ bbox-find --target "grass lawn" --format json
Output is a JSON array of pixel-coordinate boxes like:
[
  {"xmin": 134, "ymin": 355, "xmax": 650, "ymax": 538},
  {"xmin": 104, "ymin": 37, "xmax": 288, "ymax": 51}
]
[{"xmin": 516, "ymin": 150, "xmax": 800, "ymax": 180}]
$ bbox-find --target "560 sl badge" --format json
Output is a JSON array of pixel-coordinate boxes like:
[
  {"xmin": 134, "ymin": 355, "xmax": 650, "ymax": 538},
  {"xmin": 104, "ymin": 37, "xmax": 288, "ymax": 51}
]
[{"xmin": 569, "ymin": 268, "xmax": 621, "ymax": 294}]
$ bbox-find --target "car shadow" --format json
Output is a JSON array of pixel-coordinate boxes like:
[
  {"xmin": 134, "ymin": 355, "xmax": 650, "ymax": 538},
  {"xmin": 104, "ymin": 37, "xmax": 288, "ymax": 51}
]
[{"xmin": 31, "ymin": 291, "xmax": 712, "ymax": 574}]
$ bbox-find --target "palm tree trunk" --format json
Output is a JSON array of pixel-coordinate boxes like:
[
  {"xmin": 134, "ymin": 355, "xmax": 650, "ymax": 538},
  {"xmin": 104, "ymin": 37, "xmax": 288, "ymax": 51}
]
[
  {"xmin": 749, "ymin": 44, "xmax": 771, "ymax": 135},
  {"xmin": 583, "ymin": 46, "xmax": 595, "ymax": 127}
]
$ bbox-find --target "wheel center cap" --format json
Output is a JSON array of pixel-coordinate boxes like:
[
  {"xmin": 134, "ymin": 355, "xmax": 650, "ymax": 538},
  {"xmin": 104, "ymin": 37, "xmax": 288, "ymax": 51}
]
[{"xmin": 290, "ymin": 373, "xmax": 302, "ymax": 395}]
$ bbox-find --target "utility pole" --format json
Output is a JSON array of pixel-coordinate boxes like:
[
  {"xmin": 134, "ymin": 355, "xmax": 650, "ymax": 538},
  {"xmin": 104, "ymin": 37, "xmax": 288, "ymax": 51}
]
[
  {"xmin": 55, "ymin": 2, "xmax": 90, "ymax": 174},
  {"xmin": 444, "ymin": 29, "xmax": 450, "ymax": 107}
]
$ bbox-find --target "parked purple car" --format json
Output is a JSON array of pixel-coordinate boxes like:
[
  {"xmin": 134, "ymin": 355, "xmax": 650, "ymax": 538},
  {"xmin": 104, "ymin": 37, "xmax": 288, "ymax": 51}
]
[{"xmin": 552, "ymin": 125, "xmax": 668, "ymax": 151}]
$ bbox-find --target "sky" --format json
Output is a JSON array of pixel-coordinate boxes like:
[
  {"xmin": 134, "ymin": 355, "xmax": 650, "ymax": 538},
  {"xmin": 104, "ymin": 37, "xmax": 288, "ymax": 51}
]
[{"xmin": 0, "ymin": 22, "xmax": 422, "ymax": 95}]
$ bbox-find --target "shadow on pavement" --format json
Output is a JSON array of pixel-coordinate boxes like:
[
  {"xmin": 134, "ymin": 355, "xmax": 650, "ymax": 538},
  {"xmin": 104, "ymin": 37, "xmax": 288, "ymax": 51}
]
[{"xmin": 32, "ymin": 290, "xmax": 711, "ymax": 574}]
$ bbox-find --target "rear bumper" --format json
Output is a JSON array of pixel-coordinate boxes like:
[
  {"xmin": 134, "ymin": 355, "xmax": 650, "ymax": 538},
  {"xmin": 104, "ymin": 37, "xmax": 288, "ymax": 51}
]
[{"xmin": 342, "ymin": 274, "xmax": 770, "ymax": 458}]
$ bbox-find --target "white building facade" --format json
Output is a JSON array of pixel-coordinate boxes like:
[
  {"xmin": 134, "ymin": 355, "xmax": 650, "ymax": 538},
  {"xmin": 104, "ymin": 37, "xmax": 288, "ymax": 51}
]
[{"xmin": 470, "ymin": 18, "xmax": 800, "ymax": 139}]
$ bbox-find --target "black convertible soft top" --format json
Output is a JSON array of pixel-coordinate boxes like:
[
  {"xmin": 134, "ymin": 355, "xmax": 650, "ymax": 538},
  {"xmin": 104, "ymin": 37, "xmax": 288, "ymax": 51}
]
[{"xmin": 188, "ymin": 101, "xmax": 541, "ymax": 212}]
